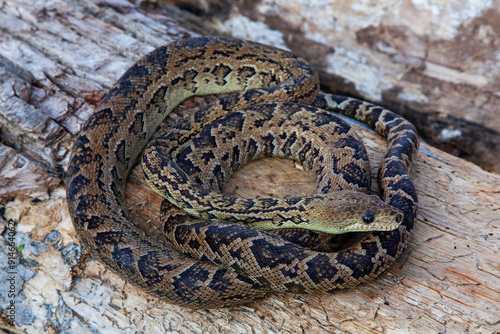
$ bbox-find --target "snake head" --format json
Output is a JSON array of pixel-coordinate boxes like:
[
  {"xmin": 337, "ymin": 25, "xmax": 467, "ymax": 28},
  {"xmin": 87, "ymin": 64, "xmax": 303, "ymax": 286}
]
[{"xmin": 308, "ymin": 191, "xmax": 404, "ymax": 234}]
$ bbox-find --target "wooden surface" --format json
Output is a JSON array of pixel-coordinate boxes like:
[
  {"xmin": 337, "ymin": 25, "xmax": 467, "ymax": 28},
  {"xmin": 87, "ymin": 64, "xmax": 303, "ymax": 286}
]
[
  {"xmin": 0, "ymin": 0, "xmax": 499, "ymax": 333},
  {"xmin": 170, "ymin": 0, "xmax": 500, "ymax": 173}
]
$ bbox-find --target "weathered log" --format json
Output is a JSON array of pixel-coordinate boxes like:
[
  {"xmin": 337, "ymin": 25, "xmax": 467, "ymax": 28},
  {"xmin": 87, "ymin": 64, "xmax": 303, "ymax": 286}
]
[
  {"xmin": 169, "ymin": 0, "xmax": 500, "ymax": 173},
  {"xmin": 0, "ymin": 0, "xmax": 498, "ymax": 333}
]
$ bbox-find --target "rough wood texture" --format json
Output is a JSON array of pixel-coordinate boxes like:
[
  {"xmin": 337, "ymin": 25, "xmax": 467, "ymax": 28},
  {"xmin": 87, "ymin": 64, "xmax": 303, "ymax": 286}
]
[
  {"xmin": 167, "ymin": 0, "xmax": 500, "ymax": 173},
  {"xmin": 0, "ymin": 0, "xmax": 499, "ymax": 333}
]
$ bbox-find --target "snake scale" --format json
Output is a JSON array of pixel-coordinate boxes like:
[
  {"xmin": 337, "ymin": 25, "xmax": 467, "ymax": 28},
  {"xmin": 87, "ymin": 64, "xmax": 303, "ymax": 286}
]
[{"xmin": 66, "ymin": 37, "xmax": 419, "ymax": 308}]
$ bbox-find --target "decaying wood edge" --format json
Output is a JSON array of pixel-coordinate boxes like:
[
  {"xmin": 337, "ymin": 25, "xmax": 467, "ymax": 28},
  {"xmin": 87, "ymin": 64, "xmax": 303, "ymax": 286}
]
[
  {"xmin": 0, "ymin": 0, "xmax": 499, "ymax": 333},
  {"xmin": 177, "ymin": 0, "xmax": 500, "ymax": 174}
]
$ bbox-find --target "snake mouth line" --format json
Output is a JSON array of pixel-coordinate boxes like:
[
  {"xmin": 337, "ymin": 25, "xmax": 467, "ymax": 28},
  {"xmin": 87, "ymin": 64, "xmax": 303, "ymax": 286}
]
[{"xmin": 351, "ymin": 223, "xmax": 401, "ymax": 232}]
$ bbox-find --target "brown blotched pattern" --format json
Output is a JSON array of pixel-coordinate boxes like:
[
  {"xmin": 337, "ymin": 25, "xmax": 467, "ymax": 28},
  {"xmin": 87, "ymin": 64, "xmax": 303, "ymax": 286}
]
[
  {"xmin": 145, "ymin": 102, "xmax": 402, "ymax": 233},
  {"xmin": 66, "ymin": 37, "xmax": 419, "ymax": 308}
]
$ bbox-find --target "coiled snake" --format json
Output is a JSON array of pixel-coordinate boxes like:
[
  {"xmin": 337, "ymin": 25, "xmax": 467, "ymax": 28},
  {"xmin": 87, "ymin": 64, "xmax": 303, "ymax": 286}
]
[{"xmin": 66, "ymin": 37, "xmax": 419, "ymax": 308}]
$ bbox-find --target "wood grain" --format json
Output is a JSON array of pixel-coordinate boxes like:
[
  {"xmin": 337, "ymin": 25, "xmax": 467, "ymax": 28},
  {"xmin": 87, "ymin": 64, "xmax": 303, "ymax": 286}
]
[{"xmin": 0, "ymin": 0, "xmax": 498, "ymax": 333}]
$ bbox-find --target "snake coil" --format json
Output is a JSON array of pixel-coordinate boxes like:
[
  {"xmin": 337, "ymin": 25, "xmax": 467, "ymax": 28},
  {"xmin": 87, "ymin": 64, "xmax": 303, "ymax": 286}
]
[{"xmin": 67, "ymin": 37, "xmax": 419, "ymax": 308}]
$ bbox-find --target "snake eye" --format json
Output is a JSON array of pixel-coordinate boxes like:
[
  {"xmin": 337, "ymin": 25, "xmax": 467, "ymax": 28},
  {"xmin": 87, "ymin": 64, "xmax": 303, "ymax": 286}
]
[{"xmin": 362, "ymin": 214, "xmax": 375, "ymax": 224}]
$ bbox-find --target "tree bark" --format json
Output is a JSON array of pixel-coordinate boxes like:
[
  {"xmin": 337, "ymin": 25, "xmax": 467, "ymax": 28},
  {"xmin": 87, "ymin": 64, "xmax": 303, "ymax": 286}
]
[
  {"xmin": 170, "ymin": 0, "xmax": 500, "ymax": 173},
  {"xmin": 0, "ymin": 0, "xmax": 499, "ymax": 333}
]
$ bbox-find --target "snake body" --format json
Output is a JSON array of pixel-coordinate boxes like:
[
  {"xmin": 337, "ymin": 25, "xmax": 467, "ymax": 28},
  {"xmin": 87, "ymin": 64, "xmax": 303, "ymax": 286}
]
[
  {"xmin": 66, "ymin": 37, "xmax": 419, "ymax": 308},
  {"xmin": 143, "ymin": 101, "xmax": 403, "ymax": 234}
]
